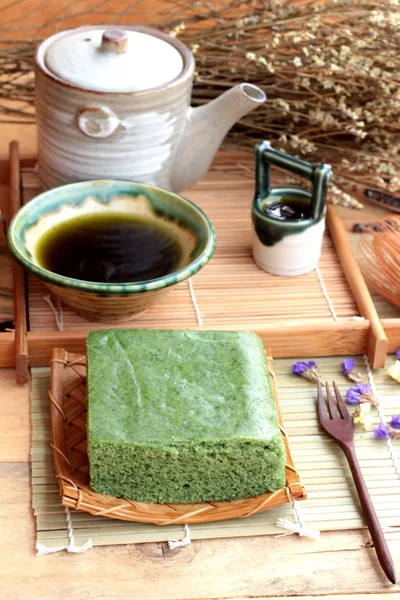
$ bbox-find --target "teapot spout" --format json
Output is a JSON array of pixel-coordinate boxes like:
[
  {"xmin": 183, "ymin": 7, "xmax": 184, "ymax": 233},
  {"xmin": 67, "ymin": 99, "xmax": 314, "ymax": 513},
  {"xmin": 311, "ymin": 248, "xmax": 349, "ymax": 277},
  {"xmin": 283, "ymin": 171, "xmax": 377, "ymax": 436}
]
[{"xmin": 170, "ymin": 83, "xmax": 266, "ymax": 192}]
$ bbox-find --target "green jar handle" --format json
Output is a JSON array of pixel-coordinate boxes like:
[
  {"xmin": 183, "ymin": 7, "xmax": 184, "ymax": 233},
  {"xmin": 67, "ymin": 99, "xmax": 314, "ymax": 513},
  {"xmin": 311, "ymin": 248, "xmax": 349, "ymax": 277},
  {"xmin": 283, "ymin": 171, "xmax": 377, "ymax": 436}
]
[{"xmin": 255, "ymin": 141, "xmax": 332, "ymax": 221}]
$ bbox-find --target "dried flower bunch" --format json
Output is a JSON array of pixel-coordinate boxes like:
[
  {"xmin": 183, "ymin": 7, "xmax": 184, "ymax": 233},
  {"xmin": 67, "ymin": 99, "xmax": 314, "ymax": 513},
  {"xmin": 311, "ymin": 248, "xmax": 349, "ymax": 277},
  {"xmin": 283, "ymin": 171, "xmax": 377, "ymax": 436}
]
[
  {"xmin": 0, "ymin": 0, "xmax": 399, "ymax": 205},
  {"xmin": 160, "ymin": 0, "xmax": 400, "ymax": 203},
  {"xmin": 291, "ymin": 360, "xmax": 321, "ymax": 383},
  {"xmin": 292, "ymin": 354, "xmax": 400, "ymax": 439}
]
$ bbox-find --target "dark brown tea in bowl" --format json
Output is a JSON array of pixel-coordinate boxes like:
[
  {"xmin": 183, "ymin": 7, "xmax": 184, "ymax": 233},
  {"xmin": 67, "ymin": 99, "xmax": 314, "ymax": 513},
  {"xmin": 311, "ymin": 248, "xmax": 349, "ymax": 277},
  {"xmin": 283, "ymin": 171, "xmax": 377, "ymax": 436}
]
[
  {"xmin": 7, "ymin": 180, "xmax": 215, "ymax": 322},
  {"xmin": 35, "ymin": 212, "xmax": 183, "ymax": 283}
]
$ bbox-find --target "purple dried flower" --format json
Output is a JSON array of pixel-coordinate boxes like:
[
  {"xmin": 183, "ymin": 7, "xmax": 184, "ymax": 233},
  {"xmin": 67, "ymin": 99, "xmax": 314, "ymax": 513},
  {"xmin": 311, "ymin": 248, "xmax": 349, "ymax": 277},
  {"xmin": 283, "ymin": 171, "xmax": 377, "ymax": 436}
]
[
  {"xmin": 340, "ymin": 358, "xmax": 362, "ymax": 382},
  {"xmin": 341, "ymin": 358, "xmax": 356, "ymax": 376},
  {"xmin": 292, "ymin": 361, "xmax": 310, "ymax": 375},
  {"xmin": 374, "ymin": 422, "xmax": 390, "ymax": 439},
  {"xmin": 291, "ymin": 360, "xmax": 321, "ymax": 383},
  {"xmin": 389, "ymin": 414, "xmax": 400, "ymax": 430},
  {"xmin": 346, "ymin": 383, "xmax": 377, "ymax": 405},
  {"xmin": 396, "ymin": 348, "xmax": 400, "ymax": 360}
]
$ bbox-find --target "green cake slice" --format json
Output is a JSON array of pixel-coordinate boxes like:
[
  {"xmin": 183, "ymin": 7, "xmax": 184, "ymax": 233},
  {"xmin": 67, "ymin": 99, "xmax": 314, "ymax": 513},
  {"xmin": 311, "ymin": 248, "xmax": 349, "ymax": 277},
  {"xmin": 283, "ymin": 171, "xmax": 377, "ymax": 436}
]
[{"xmin": 87, "ymin": 329, "xmax": 286, "ymax": 503}]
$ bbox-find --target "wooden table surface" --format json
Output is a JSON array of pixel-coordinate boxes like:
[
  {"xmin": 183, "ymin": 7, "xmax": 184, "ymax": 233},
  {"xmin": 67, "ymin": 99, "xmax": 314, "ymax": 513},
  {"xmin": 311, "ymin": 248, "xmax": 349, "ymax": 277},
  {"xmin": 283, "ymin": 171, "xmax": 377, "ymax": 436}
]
[{"xmin": 0, "ymin": 127, "xmax": 399, "ymax": 600}]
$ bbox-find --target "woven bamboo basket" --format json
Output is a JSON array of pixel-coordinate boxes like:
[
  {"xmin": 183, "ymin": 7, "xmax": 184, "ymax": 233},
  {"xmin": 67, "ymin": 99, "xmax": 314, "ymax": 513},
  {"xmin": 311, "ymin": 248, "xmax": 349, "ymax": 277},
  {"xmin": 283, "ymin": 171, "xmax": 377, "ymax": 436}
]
[{"xmin": 49, "ymin": 347, "xmax": 306, "ymax": 525}]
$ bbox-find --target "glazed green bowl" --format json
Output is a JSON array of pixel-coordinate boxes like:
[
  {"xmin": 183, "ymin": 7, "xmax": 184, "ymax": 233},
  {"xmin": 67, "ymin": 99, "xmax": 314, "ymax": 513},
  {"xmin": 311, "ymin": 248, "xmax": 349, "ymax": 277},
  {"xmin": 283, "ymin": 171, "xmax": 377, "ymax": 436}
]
[{"xmin": 7, "ymin": 180, "xmax": 216, "ymax": 322}]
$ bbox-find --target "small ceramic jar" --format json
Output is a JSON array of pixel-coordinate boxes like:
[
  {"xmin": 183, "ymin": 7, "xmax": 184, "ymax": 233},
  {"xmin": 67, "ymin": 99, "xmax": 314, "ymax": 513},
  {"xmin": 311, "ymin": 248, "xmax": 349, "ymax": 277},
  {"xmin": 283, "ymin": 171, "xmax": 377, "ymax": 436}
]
[{"xmin": 252, "ymin": 142, "xmax": 332, "ymax": 276}]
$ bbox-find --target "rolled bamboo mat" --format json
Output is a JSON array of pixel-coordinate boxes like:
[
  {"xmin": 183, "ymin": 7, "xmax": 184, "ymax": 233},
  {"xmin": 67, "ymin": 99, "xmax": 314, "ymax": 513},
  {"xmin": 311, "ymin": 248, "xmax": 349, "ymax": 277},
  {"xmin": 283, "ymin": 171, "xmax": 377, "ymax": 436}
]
[{"xmin": 32, "ymin": 354, "xmax": 400, "ymax": 551}]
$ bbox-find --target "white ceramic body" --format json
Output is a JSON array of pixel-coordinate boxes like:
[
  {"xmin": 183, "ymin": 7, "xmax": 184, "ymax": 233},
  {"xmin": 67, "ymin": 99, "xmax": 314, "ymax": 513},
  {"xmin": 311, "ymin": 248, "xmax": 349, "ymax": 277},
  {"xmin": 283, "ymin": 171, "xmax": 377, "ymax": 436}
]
[
  {"xmin": 35, "ymin": 26, "xmax": 194, "ymax": 191},
  {"xmin": 35, "ymin": 26, "xmax": 266, "ymax": 192},
  {"xmin": 252, "ymin": 218, "xmax": 326, "ymax": 276}
]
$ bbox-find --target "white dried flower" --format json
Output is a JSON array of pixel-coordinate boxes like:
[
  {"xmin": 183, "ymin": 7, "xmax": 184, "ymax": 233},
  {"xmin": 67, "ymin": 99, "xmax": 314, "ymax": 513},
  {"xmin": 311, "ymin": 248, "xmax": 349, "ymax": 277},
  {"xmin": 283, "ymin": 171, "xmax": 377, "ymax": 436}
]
[
  {"xmin": 288, "ymin": 135, "xmax": 317, "ymax": 153},
  {"xmin": 339, "ymin": 45, "xmax": 351, "ymax": 59},
  {"xmin": 313, "ymin": 55, "xmax": 325, "ymax": 67},
  {"xmin": 293, "ymin": 56, "xmax": 303, "ymax": 67},
  {"xmin": 271, "ymin": 34, "xmax": 281, "ymax": 47},
  {"xmin": 369, "ymin": 11, "xmax": 385, "ymax": 26},
  {"xmin": 168, "ymin": 21, "xmax": 185, "ymax": 37},
  {"xmin": 370, "ymin": 67, "xmax": 382, "ymax": 78},
  {"xmin": 276, "ymin": 98, "xmax": 291, "ymax": 113},
  {"xmin": 331, "ymin": 185, "xmax": 364, "ymax": 209},
  {"xmin": 243, "ymin": 15, "xmax": 259, "ymax": 25}
]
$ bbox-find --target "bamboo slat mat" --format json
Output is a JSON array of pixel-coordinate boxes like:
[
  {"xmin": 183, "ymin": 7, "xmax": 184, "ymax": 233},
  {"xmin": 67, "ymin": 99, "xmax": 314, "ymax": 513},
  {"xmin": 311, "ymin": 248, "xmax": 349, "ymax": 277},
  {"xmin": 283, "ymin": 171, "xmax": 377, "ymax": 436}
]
[
  {"xmin": 32, "ymin": 355, "xmax": 400, "ymax": 551},
  {"xmin": 22, "ymin": 168, "xmax": 359, "ymax": 332}
]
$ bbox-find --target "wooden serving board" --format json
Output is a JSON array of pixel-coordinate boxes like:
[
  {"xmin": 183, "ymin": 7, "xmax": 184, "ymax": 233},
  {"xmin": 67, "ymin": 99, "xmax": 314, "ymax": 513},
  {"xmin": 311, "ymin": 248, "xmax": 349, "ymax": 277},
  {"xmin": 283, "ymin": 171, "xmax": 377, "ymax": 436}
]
[{"xmin": 0, "ymin": 143, "xmax": 392, "ymax": 382}]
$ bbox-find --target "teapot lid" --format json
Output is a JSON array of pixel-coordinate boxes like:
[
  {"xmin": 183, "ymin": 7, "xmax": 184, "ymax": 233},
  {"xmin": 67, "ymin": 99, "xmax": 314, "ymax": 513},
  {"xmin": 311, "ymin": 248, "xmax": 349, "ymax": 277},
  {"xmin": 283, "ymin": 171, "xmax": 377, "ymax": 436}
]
[{"xmin": 44, "ymin": 26, "xmax": 185, "ymax": 93}]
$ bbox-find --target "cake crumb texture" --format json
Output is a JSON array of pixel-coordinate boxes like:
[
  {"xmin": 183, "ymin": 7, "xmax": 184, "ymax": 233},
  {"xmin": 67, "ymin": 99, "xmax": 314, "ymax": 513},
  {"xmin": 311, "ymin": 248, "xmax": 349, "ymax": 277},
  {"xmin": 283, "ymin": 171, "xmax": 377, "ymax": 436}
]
[{"xmin": 87, "ymin": 329, "xmax": 286, "ymax": 503}]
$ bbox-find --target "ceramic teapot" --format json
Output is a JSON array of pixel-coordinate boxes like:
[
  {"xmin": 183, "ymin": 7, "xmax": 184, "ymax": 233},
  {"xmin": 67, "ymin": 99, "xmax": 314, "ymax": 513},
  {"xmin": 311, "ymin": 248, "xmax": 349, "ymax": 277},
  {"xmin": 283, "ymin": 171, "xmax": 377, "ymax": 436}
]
[{"xmin": 35, "ymin": 25, "xmax": 266, "ymax": 191}]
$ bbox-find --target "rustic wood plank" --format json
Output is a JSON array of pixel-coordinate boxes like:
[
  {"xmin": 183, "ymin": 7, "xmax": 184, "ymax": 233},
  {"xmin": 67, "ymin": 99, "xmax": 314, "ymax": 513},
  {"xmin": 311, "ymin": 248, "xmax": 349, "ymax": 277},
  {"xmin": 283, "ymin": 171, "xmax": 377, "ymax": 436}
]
[
  {"xmin": 234, "ymin": 597, "xmax": 400, "ymax": 600},
  {"xmin": 1, "ymin": 458, "xmax": 400, "ymax": 600},
  {"xmin": 0, "ymin": 247, "xmax": 13, "ymax": 322},
  {"xmin": 0, "ymin": 154, "xmax": 36, "ymax": 185},
  {"xmin": 0, "ymin": 332, "xmax": 16, "ymax": 367},
  {"xmin": 23, "ymin": 319, "xmax": 370, "ymax": 367},
  {"xmin": 0, "ymin": 368, "xmax": 30, "ymax": 462},
  {"xmin": 382, "ymin": 319, "xmax": 400, "ymax": 354}
]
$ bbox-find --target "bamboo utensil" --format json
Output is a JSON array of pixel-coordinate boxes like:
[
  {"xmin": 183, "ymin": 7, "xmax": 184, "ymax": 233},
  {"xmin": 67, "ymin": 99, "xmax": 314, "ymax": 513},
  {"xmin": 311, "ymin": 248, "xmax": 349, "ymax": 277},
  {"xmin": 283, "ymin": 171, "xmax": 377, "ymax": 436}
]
[{"xmin": 317, "ymin": 380, "xmax": 396, "ymax": 584}]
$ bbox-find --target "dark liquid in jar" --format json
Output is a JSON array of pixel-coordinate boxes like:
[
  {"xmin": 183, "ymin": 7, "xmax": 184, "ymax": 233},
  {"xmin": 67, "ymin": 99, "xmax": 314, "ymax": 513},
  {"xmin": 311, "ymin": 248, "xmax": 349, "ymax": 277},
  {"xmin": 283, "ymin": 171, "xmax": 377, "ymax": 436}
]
[
  {"xmin": 35, "ymin": 212, "xmax": 183, "ymax": 283},
  {"xmin": 263, "ymin": 198, "xmax": 310, "ymax": 221}
]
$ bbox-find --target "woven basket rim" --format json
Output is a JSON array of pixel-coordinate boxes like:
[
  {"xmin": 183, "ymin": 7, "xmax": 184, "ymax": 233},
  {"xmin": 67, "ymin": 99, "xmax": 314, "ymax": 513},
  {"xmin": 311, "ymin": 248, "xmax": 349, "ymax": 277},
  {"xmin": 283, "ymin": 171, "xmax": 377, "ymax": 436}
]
[{"xmin": 49, "ymin": 347, "xmax": 306, "ymax": 525}]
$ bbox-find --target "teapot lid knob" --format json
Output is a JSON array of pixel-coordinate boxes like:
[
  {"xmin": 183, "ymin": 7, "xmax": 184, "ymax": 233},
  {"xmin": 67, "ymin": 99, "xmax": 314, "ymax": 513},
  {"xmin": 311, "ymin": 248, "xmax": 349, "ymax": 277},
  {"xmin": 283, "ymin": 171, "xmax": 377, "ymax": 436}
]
[{"xmin": 101, "ymin": 29, "xmax": 128, "ymax": 54}]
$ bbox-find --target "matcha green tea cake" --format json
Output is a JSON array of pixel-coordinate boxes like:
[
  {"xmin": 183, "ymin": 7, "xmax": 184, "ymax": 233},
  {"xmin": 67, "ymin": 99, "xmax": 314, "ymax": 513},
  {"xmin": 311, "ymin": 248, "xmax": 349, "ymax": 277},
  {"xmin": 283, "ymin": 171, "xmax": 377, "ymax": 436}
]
[{"xmin": 87, "ymin": 329, "xmax": 286, "ymax": 504}]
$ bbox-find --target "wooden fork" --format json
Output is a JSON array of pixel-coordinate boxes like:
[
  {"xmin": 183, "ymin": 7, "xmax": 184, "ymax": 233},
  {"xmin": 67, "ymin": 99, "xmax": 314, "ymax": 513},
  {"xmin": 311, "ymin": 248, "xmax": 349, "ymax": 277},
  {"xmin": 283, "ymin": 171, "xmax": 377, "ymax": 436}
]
[{"xmin": 317, "ymin": 380, "xmax": 396, "ymax": 584}]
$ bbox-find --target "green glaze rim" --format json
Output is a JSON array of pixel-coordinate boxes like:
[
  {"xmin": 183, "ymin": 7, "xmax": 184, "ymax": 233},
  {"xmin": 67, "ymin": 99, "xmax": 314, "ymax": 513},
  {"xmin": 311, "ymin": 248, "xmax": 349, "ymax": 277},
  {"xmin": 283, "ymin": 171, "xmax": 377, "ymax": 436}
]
[
  {"xmin": 7, "ymin": 179, "xmax": 216, "ymax": 295},
  {"xmin": 253, "ymin": 186, "xmax": 325, "ymax": 232}
]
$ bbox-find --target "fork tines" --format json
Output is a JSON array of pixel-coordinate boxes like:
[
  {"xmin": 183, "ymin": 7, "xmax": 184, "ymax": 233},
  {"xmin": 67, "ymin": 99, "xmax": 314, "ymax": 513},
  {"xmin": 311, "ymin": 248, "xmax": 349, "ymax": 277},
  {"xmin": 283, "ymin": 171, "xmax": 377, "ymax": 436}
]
[{"xmin": 317, "ymin": 380, "xmax": 350, "ymax": 421}]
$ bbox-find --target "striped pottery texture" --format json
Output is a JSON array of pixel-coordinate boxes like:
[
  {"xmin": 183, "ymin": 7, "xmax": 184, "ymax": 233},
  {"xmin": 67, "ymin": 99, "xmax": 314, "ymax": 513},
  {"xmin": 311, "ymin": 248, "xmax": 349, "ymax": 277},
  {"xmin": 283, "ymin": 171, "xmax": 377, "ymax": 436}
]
[
  {"xmin": 35, "ymin": 26, "xmax": 194, "ymax": 191},
  {"xmin": 44, "ymin": 283, "xmax": 169, "ymax": 322}
]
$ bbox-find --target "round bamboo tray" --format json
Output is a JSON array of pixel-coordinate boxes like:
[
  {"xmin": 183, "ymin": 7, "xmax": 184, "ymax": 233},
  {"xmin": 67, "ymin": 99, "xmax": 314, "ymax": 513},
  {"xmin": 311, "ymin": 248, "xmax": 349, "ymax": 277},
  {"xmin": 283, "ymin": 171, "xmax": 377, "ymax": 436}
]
[{"xmin": 49, "ymin": 347, "xmax": 306, "ymax": 525}]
